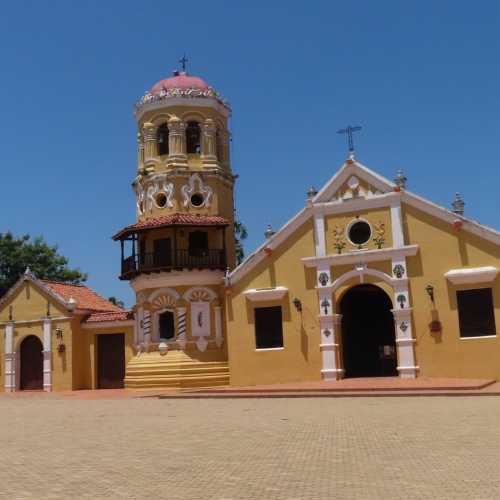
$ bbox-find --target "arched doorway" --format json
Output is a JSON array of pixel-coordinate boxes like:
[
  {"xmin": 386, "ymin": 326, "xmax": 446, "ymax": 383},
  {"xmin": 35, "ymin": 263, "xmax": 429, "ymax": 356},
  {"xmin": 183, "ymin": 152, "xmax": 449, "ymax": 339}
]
[
  {"xmin": 340, "ymin": 284, "xmax": 397, "ymax": 378},
  {"xmin": 20, "ymin": 335, "xmax": 43, "ymax": 390}
]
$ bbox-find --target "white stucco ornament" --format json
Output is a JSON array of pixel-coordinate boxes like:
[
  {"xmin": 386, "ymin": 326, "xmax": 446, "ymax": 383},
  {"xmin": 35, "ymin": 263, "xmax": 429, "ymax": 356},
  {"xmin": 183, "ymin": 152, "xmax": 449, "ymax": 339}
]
[
  {"xmin": 181, "ymin": 173, "xmax": 213, "ymax": 208},
  {"xmin": 158, "ymin": 342, "xmax": 168, "ymax": 355}
]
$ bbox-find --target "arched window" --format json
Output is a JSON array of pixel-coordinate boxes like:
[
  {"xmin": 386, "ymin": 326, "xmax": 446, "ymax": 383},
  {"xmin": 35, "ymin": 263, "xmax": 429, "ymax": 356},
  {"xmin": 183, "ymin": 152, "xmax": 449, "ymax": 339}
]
[
  {"xmin": 157, "ymin": 123, "xmax": 169, "ymax": 156},
  {"xmin": 186, "ymin": 121, "xmax": 201, "ymax": 154},
  {"xmin": 158, "ymin": 310, "xmax": 175, "ymax": 340}
]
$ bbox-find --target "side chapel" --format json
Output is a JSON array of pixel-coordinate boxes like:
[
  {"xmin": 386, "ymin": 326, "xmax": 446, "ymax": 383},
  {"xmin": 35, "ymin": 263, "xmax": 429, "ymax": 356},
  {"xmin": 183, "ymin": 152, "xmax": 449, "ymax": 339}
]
[{"xmin": 0, "ymin": 65, "xmax": 499, "ymax": 391}]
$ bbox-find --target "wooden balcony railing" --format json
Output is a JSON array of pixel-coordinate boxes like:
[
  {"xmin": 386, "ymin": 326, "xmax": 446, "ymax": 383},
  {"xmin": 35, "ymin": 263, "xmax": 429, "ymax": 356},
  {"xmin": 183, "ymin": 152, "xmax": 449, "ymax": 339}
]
[{"xmin": 120, "ymin": 249, "xmax": 226, "ymax": 279}]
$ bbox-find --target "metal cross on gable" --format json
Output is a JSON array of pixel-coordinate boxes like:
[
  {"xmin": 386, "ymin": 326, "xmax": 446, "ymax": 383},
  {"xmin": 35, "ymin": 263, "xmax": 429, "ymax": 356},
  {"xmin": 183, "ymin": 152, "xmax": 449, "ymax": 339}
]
[
  {"xmin": 337, "ymin": 125, "xmax": 362, "ymax": 156},
  {"xmin": 179, "ymin": 54, "xmax": 189, "ymax": 72}
]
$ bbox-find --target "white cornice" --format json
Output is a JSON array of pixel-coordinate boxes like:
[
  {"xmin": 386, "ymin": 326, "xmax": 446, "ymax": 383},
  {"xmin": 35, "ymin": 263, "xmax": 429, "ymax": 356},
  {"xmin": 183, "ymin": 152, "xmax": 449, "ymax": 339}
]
[
  {"xmin": 313, "ymin": 191, "xmax": 400, "ymax": 216},
  {"xmin": 401, "ymin": 191, "xmax": 500, "ymax": 246},
  {"xmin": 302, "ymin": 245, "xmax": 419, "ymax": 268},
  {"xmin": 135, "ymin": 96, "xmax": 230, "ymax": 122},
  {"xmin": 243, "ymin": 287, "xmax": 288, "ymax": 302},
  {"xmin": 131, "ymin": 270, "xmax": 225, "ymax": 292},
  {"xmin": 228, "ymin": 207, "xmax": 311, "ymax": 285},
  {"xmin": 444, "ymin": 267, "xmax": 499, "ymax": 285}
]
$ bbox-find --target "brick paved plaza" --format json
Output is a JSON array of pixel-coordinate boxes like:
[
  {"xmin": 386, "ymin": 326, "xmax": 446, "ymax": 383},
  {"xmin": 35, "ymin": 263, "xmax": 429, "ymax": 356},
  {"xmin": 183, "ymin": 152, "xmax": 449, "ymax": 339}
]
[{"xmin": 1, "ymin": 396, "xmax": 500, "ymax": 499}]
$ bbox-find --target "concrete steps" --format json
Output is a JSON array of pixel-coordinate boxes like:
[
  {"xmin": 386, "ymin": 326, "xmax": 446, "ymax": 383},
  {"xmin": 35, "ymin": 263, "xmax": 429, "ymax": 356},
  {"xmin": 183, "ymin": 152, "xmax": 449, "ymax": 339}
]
[{"xmin": 124, "ymin": 350, "xmax": 229, "ymax": 389}]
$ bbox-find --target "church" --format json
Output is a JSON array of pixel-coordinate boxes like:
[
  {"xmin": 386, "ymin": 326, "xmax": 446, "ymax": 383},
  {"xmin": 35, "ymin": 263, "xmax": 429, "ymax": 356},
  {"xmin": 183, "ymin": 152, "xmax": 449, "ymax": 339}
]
[{"xmin": 0, "ymin": 66, "xmax": 499, "ymax": 392}]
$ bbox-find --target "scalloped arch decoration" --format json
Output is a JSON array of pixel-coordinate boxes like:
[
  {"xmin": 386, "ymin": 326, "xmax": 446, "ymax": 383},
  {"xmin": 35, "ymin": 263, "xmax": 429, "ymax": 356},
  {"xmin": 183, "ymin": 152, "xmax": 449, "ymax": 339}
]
[
  {"xmin": 183, "ymin": 286, "xmax": 218, "ymax": 302},
  {"xmin": 151, "ymin": 294, "xmax": 177, "ymax": 311}
]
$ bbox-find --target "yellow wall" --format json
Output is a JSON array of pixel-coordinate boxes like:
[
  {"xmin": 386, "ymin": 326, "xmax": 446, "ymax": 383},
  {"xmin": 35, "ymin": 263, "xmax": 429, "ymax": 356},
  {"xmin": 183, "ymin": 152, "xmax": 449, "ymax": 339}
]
[
  {"xmin": 226, "ymin": 219, "xmax": 322, "ymax": 386},
  {"xmin": 403, "ymin": 203, "xmax": 500, "ymax": 379}
]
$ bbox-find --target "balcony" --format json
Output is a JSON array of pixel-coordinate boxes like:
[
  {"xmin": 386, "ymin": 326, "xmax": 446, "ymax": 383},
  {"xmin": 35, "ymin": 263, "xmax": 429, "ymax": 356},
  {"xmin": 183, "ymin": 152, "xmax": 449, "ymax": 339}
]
[{"xmin": 120, "ymin": 249, "xmax": 226, "ymax": 280}]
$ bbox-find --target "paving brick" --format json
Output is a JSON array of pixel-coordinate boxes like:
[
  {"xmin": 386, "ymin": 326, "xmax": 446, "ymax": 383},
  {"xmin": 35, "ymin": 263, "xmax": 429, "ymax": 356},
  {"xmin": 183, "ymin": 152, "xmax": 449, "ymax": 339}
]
[{"xmin": 0, "ymin": 397, "xmax": 499, "ymax": 499}]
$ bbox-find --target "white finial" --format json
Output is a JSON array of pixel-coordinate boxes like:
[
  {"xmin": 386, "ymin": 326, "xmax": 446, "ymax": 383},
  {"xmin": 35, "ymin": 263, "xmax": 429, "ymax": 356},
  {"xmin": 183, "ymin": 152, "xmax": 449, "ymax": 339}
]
[{"xmin": 67, "ymin": 296, "xmax": 77, "ymax": 311}]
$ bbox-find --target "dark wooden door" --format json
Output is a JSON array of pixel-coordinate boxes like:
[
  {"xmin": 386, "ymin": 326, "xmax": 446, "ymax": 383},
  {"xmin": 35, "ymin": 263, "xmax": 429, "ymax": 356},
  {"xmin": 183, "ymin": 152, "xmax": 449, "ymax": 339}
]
[
  {"xmin": 20, "ymin": 335, "xmax": 43, "ymax": 390},
  {"xmin": 97, "ymin": 334, "xmax": 125, "ymax": 389}
]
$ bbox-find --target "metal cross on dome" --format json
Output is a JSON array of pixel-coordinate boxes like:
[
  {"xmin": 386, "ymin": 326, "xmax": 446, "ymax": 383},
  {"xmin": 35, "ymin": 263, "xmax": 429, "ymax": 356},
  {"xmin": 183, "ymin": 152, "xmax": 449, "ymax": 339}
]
[
  {"xmin": 179, "ymin": 54, "xmax": 189, "ymax": 72},
  {"xmin": 337, "ymin": 125, "xmax": 362, "ymax": 157}
]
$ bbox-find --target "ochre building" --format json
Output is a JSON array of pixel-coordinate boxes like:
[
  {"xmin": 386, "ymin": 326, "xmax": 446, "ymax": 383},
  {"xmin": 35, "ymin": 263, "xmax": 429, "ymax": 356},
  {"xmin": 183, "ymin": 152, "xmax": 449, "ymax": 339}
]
[{"xmin": 1, "ymin": 68, "xmax": 499, "ymax": 391}]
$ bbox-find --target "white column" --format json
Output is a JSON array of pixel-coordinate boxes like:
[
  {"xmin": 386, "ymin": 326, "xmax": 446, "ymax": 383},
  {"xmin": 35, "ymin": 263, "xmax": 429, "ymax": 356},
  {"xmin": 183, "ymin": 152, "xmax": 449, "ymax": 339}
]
[
  {"xmin": 318, "ymin": 288, "xmax": 342, "ymax": 380},
  {"xmin": 4, "ymin": 322, "xmax": 15, "ymax": 392},
  {"xmin": 214, "ymin": 305, "xmax": 223, "ymax": 348},
  {"xmin": 42, "ymin": 318, "xmax": 52, "ymax": 392},
  {"xmin": 176, "ymin": 307, "xmax": 187, "ymax": 350},
  {"xmin": 143, "ymin": 310, "xmax": 152, "ymax": 351},
  {"xmin": 135, "ymin": 305, "xmax": 144, "ymax": 346},
  {"xmin": 313, "ymin": 213, "xmax": 326, "ymax": 257},
  {"xmin": 390, "ymin": 197, "xmax": 405, "ymax": 248},
  {"xmin": 392, "ymin": 308, "xmax": 418, "ymax": 378}
]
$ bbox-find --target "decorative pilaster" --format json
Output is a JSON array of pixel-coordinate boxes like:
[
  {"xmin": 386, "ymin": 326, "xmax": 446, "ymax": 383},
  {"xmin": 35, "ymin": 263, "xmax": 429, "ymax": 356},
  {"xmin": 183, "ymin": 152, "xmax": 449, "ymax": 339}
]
[
  {"xmin": 214, "ymin": 305, "xmax": 223, "ymax": 347},
  {"xmin": 318, "ymin": 287, "xmax": 343, "ymax": 380},
  {"xmin": 137, "ymin": 132, "xmax": 144, "ymax": 168},
  {"xmin": 392, "ymin": 308, "xmax": 418, "ymax": 378},
  {"xmin": 142, "ymin": 122, "xmax": 158, "ymax": 164},
  {"xmin": 42, "ymin": 318, "xmax": 52, "ymax": 392},
  {"xmin": 167, "ymin": 117, "xmax": 187, "ymax": 165},
  {"xmin": 176, "ymin": 307, "xmax": 187, "ymax": 349},
  {"xmin": 201, "ymin": 118, "xmax": 217, "ymax": 166},
  {"xmin": 143, "ymin": 310, "xmax": 152, "ymax": 352},
  {"xmin": 4, "ymin": 322, "xmax": 15, "ymax": 392}
]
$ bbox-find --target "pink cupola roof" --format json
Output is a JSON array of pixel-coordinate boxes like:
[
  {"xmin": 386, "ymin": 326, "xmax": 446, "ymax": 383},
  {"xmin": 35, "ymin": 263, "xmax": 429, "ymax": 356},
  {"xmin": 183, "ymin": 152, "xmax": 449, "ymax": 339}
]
[{"xmin": 150, "ymin": 71, "xmax": 210, "ymax": 95}]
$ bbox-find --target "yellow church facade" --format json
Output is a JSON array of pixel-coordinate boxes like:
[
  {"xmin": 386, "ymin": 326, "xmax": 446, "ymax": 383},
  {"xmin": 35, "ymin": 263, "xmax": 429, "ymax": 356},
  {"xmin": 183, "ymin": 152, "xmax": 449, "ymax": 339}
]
[
  {"xmin": 225, "ymin": 158, "xmax": 500, "ymax": 385},
  {"xmin": 0, "ymin": 66, "xmax": 499, "ymax": 392}
]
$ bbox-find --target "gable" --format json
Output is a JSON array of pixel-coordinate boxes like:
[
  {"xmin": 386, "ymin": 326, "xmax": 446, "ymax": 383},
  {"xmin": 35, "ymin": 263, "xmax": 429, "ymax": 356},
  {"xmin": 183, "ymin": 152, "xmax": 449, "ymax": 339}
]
[
  {"xmin": 0, "ymin": 281, "xmax": 68, "ymax": 322},
  {"xmin": 229, "ymin": 158, "xmax": 499, "ymax": 285}
]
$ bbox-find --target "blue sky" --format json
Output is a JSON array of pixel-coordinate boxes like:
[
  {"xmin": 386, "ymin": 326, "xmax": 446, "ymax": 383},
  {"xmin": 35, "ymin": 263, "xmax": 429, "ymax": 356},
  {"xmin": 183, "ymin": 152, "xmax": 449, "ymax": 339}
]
[{"xmin": 1, "ymin": 1, "xmax": 499, "ymax": 306}]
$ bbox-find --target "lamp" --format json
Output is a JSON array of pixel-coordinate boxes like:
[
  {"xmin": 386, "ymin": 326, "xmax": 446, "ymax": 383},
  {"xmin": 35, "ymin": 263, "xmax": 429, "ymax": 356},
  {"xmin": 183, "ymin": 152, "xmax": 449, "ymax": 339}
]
[
  {"xmin": 292, "ymin": 297, "xmax": 302, "ymax": 312},
  {"xmin": 425, "ymin": 284, "xmax": 435, "ymax": 303}
]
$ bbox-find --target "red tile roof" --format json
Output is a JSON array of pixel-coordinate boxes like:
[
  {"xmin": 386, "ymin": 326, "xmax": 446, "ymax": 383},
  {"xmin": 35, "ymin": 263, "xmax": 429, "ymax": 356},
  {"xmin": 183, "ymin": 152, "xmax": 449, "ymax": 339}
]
[
  {"xmin": 112, "ymin": 213, "xmax": 230, "ymax": 240},
  {"xmin": 84, "ymin": 310, "xmax": 134, "ymax": 323},
  {"xmin": 42, "ymin": 281, "xmax": 124, "ymax": 313}
]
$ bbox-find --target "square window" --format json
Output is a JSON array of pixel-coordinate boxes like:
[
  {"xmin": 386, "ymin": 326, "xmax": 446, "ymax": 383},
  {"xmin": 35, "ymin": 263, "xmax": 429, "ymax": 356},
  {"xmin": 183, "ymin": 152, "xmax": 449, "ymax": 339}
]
[
  {"xmin": 457, "ymin": 288, "xmax": 497, "ymax": 338},
  {"xmin": 254, "ymin": 306, "xmax": 284, "ymax": 349}
]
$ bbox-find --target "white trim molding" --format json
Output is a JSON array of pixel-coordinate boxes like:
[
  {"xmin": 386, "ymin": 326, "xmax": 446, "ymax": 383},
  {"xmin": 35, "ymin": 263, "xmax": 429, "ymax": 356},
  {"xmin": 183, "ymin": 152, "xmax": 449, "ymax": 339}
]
[
  {"xmin": 302, "ymin": 245, "xmax": 419, "ymax": 268},
  {"xmin": 444, "ymin": 267, "xmax": 498, "ymax": 285},
  {"xmin": 131, "ymin": 270, "xmax": 224, "ymax": 292},
  {"xmin": 243, "ymin": 287, "xmax": 288, "ymax": 302}
]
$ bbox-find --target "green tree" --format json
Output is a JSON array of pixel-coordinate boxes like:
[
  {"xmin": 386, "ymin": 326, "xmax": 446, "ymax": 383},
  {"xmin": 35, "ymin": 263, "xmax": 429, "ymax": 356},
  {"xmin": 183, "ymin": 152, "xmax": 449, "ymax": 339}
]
[
  {"xmin": 0, "ymin": 232, "xmax": 87, "ymax": 297},
  {"xmin": 108, "ymin": 296, "xmax": 125, "ymax": 308},
  {"xmin": 234, "ymin": 219, "xmax": 248, "ymax": 265}
]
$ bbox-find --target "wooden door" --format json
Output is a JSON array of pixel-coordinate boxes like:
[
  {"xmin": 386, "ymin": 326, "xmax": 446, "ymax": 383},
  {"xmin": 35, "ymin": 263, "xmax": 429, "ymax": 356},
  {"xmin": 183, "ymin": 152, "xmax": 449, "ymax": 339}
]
[
  {"xmin": 97, "ymin": 334, "xmax": 125, "ymax": 389},
  {"xmin": 20, "ymin": 335, "xmax": 43, "ymax": 390}
]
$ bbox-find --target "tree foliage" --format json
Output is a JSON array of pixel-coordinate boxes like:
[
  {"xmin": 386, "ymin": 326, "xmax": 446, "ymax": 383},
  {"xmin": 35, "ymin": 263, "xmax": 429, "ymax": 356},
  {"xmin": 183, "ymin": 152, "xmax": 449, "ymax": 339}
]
[
  {"xmin": 0, "ymin": 232, "xmax": 87, "ymax": 297},
  {"xmin": 234, "ymin": 219, "xmax": 248, "ymax": 265},
  {"xmin": 108, "ymin": 296, "xmax": 125, "ymax": 308}
]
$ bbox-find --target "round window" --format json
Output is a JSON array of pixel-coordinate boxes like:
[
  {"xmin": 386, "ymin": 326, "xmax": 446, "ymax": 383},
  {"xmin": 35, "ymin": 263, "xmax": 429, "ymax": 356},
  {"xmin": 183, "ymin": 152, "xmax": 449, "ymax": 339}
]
[
  {"xmin": 155, "ymin": 192, "xmax": 167, "ymax": 208},
  {"xmin": 190, "ymin": 193, "xmax": 204, "ymax": 207},
  {"xmin": 348, "ymin": 220, "xmax": 372, "ymax": 245}
]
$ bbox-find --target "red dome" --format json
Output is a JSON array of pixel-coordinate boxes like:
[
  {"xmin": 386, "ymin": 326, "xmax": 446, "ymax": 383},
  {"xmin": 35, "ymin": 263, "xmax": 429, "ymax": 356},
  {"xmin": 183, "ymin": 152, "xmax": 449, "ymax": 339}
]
[{"xmin": 150, "ymin": 72, "xmax": 210, "ymax": 95}]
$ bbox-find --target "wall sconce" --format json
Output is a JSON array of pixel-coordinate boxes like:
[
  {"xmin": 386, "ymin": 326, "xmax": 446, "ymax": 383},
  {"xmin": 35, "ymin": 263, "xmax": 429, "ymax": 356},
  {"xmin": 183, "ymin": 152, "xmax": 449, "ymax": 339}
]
[
  {"xmin": 55, "ymin": 328, "xmax": 65, "ymax": 353},
  {"xmin": 425, "ymin": 284, "xmax": 435, "ymax": 303},
  {"xmin": 292, "ymin": 297, "xmax": 302, "ymax": 312}
]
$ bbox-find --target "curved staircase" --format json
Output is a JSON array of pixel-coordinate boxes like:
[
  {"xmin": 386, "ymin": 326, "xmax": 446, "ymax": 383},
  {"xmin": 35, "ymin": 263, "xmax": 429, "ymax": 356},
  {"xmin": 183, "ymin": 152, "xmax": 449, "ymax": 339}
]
[{"xmin": 124, "ymin": 349, "xmax": 229, "ymax": 389}]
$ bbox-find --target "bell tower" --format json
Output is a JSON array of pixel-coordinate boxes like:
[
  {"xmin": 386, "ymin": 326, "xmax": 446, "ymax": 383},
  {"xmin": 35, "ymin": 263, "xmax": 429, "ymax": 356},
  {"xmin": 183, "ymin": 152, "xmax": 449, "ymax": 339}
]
[{"xmin": 113, "ymin": 64, "xmax": 235, "ymax": 381}]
